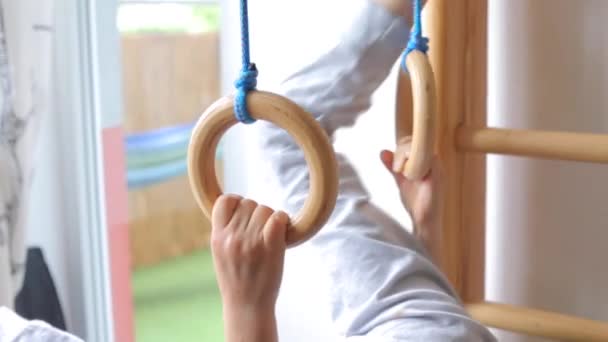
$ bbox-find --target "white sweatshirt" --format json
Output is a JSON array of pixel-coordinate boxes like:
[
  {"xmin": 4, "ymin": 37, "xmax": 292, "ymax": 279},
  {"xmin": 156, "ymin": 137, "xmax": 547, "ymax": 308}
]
[
  {"xmin": 0, "ymin": 308, "xmax": 82, "ymax": 342},
  {"xmin": 249, "ymin": 2, "xmax": 496, "ymax": 341}
]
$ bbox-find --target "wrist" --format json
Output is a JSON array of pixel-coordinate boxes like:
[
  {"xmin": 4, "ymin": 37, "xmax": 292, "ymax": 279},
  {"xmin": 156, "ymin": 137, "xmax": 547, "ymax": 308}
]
[
  {"xmin": 223, "ymin": 300, "xmax": 275, "ymax": 317},
  {"xmin": 223, "ymin": 303, "xmax": 278, "ymax": 342},
  {"xmin": 413, "ymin": 216, "xmax": 440, "ymax": 242},
  {"xmin": 413, "ymin": 216, "xmax": 442, "ymax": 260},
  {"xmin": 414, "ymin": 215, "xmax": 437, "ymax": 230},
  {"xmin": 222, "ymin": 294, "xmax": 277, "ymax": 313}
]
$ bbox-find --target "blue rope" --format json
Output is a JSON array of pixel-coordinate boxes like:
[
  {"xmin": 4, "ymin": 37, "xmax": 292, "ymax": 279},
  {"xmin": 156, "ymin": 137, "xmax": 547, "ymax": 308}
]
[
  {"xmin": 234, "ymin": 0, "xmax": 257, "ymax": 124},
  {"xmin": 401, "ymin": 0, "xmax": 429, "ymax": 71}
]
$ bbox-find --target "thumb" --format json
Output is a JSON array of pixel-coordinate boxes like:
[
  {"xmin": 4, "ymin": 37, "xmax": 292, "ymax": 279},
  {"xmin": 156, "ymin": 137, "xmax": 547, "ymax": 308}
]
[
  {"xmin": 380, "ymin": 150, "xmax": 394, "ymax": 173},
  {"xmin": 380, "ymin": 150, "xmax": 410, "ymax": 188}
]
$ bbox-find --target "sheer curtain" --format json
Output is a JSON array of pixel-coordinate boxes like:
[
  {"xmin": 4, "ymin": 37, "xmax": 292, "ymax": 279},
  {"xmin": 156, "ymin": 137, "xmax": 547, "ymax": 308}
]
[{"xmin": 0, "ymin": 0, "xmax": 53, "ymax": 307}]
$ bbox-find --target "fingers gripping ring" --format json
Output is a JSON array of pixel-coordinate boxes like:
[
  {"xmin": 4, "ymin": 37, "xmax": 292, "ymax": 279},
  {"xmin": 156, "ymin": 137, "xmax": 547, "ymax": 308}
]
[
  {"xmin": 187, "ymin": 91, "xmax": 339, "ymax": 246},
  {"xmin": 396, "ymin": 50, "xmax": 437, "ymax": 180}
]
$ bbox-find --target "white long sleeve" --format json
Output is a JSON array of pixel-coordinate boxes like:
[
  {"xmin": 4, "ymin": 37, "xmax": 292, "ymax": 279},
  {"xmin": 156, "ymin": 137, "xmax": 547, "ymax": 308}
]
[
  {"xmin": 249, "ymin": 1, "xmax": 495, "ymax": 341},
  {"xmin": 0, "ymin": 308, "xmax": 82, "ymax": 342}
]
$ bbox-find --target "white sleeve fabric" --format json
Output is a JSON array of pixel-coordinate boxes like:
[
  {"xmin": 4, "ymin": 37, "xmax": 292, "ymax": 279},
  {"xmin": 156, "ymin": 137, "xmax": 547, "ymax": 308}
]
[
  {"xmin": 0, "ymin": 307, "xmax": 83, "ymax": 342},
  {"xmin": 249, "ymin": 1, "xmax": 496, "ymax": 341}
]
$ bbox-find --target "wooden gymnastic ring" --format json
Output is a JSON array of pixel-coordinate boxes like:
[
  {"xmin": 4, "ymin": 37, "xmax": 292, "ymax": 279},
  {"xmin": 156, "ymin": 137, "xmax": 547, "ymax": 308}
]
[
  {"xmin": 187, "ymin": 91, "xmax": 339, "ymax": 246},
  {"xmin": 395, "ymin": 50, "xmax": 437, "ymax": 180}
]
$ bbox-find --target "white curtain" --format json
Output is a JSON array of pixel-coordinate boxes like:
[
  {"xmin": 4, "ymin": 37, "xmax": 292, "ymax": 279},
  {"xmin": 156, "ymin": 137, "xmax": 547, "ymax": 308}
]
[
  {"xmin": 0, "ymin": 0, "xmax": 53, "ymax": 307},
  {"xmin": 487, "ymin": 1, "xmax": 608, "ymax": 341}
]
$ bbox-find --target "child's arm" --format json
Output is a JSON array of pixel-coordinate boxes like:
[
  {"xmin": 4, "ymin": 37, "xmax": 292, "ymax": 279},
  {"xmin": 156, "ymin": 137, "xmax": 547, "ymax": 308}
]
[
  {"xmin": 210, "ymin": 195, "xmax": 289, "ymax": 342},
  {"xmin": 380, "ymin": 138, "xmax": 443, "ymax": 261}
]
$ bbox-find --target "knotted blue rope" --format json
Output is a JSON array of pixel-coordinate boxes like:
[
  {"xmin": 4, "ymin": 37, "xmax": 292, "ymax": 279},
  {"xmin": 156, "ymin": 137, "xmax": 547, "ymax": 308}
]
[
  {"xmin": 234, "ymin": 0, "xmax": 257, "ymax": 124},
  {"xmin": 401, "ymin": 0, "xmax": 429, "ymax": 71}
]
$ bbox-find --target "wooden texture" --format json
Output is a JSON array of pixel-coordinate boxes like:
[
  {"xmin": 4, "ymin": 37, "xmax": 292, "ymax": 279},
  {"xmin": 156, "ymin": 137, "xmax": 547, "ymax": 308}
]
[
  {"xmin": 427, "ymin": 2, "xmax": 608, "ymax": 338},
  {"xmin": 122, "ymin": 33, "xmax": 220, "ymax": 129},
  {"xmin": 122, "ymin": 33, "xmax": 220, "ymax": 267},
  {"xmin": 395, "ymin": 50, "xmax": 437, "ymax": 181},
  {"xmin": 458, "ymin": 126, "xmax": 608, "ymax": 164},
  {"xmin": 467, "ymin": 302, "xmax": 608, "ymax": 341},
  {"xmin": 425, "ymin": 0, "xmax": 487, "ymax": 302},
  {"xmin": 188, "ymin": 92, "xmax": 339, "ymax": 247}
]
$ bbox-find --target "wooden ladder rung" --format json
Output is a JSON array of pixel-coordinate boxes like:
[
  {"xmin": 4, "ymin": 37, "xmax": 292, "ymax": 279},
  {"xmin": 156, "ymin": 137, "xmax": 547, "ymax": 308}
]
[
  {"xmin": 457, "ymin": 127, "xmax": 608, "ymax": 163},
  {"xmin": 467, "ymin": 301, "xmax": 608, "ymax": 341}
]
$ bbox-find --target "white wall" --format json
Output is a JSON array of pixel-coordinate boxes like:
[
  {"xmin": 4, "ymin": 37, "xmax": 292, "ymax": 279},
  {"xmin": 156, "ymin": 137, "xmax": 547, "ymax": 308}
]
[{"xmin": 486, "ymin": 1, "xmax": 608, "ymax": 341}]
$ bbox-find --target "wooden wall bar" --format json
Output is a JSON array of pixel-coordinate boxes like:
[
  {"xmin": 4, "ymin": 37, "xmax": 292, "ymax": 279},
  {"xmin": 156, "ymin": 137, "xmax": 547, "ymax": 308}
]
[
  {"xmin": 467, "ymin": 301, "xmax": 608, "ymax": 341},
  {"xmin": 457, "ymin": 126, "xmax": 608, "ymax": 164},
  {"xmin": 425, "ymin": 0, "xmax": 488, "ymax": 302},
  {"xmin": 426, "ymin": 1, "xmax": 608, "ymax": 338}
]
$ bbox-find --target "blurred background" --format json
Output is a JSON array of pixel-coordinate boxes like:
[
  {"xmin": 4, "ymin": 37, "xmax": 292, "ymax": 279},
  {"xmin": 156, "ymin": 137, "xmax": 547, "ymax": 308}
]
[
  {"xmin": 2, "ymin": 0, "xmax": 607, "ymax": 342},
  {"xmin": 119, "ymin": 3, "xmax": 222, "ymax": 341}
]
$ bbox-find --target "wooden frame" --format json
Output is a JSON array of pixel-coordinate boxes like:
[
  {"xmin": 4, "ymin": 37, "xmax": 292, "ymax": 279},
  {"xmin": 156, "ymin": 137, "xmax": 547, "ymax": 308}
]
[
  {"xmin": 457, "ymin": 127, "xmax": 608, "ymax": 163},
  {"xmin": 467, "ymin": 302, "xmax": 608, "ymax": 341},
  {"xmin": 426, "ymin": 0, "xmax": 608, "ymax": 340},
  {"xmin": 424, "ymin": 0, "xmax": 488, "ymax": 303}
]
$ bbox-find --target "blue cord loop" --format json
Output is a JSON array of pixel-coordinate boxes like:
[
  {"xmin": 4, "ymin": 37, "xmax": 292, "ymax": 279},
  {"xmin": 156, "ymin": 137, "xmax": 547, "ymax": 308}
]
[
  {"xmin": 401, "ymin": 0, "xmax": 429, "ymax": 71},
  {"xmin": 234, "ymin": 0, "xmax": 257, "ymax": 124},
  {"xmin": 234, "ymin": 64, "xmax": 258, "ymax": 124}
]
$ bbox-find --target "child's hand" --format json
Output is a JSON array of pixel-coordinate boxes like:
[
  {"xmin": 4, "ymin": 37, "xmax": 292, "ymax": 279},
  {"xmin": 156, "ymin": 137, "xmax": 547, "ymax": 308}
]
[
  {"xmin": 380, "ymin": 137, "xmax": 442, "ymax": 256},
  {"xmin": 211, "ymin": 194, "xmax": 289, "ymax": 310}
]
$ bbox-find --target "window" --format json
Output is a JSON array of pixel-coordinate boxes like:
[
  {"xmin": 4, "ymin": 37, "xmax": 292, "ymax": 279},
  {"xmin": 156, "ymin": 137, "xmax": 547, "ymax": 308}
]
[{"xmin": 117, "ymin": 2, "xmax": 224, "ymax": 341}]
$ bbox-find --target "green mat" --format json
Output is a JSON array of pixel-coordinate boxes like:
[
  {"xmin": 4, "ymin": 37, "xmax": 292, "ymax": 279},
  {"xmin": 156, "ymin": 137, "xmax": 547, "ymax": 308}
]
[{"xmin": 132, "ymin": 249, "xmax": 224, "ymax": 342}]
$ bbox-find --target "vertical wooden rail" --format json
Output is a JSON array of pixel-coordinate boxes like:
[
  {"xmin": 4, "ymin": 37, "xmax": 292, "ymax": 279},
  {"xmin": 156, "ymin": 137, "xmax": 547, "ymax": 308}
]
[{"xmin": 425, "ymin": 0, "xmax": 488, "ymax": 302}]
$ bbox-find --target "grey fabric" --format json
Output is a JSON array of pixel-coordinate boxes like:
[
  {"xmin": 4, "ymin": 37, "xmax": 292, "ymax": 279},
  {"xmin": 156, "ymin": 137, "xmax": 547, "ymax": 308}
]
[
  {"xmin": 0, "ymin": 307, "xmax": 81, "ymax": 342},
  {"xmin": 249, "ymin": 2, "xmax": 496, "ymax": 341}
]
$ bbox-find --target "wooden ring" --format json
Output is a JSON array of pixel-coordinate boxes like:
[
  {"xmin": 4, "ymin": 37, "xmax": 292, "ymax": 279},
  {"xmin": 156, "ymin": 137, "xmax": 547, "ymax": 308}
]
[
  {"xmin": 395, "ymin": 50, "xmax": 437, "ymax": 180},
  {"xmin": 187, "ymin": 91, "xmax": 339, "ymax": 246}
]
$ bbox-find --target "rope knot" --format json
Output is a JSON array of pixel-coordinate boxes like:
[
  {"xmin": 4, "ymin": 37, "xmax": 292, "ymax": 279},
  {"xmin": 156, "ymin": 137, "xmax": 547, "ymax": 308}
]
[
  {"xmin": 406, "ymin": 35, "xmax": 429, "ymax": 56},
  {"xmin": 235, "ymin": 63, "xmax": 258, "ymax": 91},
  {"xmin": 234, "ymin": 63, "xmax": 258, "ymax": 124},
  {"xmin": 401, "ymin": 35, "xmax": 429, "ymax": 72},
  {"xmin": 401, "ymin": 0, "xmax": 429, "ymax": 72}
]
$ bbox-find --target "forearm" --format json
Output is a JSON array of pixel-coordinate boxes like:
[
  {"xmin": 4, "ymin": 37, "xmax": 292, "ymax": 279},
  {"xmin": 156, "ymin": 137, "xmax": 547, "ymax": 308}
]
[
  {"xmin": 414, "ymin": 216, "xmax": 442, "ymax": 262},
  {"xmin": 223, "ymin": 305, "xmax": 278, "ymax": 342}
]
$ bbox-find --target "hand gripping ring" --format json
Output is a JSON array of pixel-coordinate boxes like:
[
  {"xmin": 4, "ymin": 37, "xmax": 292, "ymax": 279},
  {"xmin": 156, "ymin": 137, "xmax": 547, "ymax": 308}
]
[
  {"xmin": 187, "ymin": 91, "xmax": 339, "ymax": 246},
  {"xmin": 395, "ymin": 50, "xmax": 437, "ymax": 180}
]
